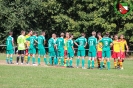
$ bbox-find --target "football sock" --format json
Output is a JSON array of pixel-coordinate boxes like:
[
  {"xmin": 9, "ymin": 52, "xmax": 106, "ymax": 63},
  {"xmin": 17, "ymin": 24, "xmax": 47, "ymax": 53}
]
[
  {"xmin": 82, "ymin": 59, "xmax": 85, "ymax": 68},
  {"xmin": 50, "ymin": 57, "xmax": 52, "ymax": 65},
  {"xmin": 97, "ymin": 59, "xmax": 100, "ymax": 67},
  {"xmin": 100, "ymin": 61, "xmax": 104, "ymax": 69},
  {"xmin": 16, "ymin": 56, "xmax": 19, "ymax": 63},
  {"xmin": 70, "ymin": 60, "xmax": 72, "ymax": 66},
  {"xmin": 61, "ymin": 58, "xmax": 64, "ymax": 66},
  {"xmin": 119, "ymin": 61, "xmax": 123, "ymax": 68},
  {"xmin": 117, "ymin": 60, "xmax": 120, "ymax": 66},
  {"xmin": 38, "ymin": 58, "xmax": 40, "ymax": 65},
  {"xmin": 104, "ymin": 59, "xmax": 106, "ymax": 65},
  {"xmin": 114, "ymin": 61, "xmax": 117, "ymax": 67},
  {"xmin": 27, "ymin": 56, "xmax": 30, "ymax": 63},
  {"xmin": 21, "ymin": 56, "xmax": 24, "ymax": 63},
  {"xmin": 10, "ymin": 57, "xmax": 13, "ymax": 63},
  {"xmin": 92, "ymin": 60, "xmax": 94, "ymax": 68},
  {"xmin": 6, "ymin": 58, "xmax": 9, "ymax": 63},
  {"xmin": 88, "ymin": 60, "xmax": 91, "ymax": 68},
  {"xmin": 54, "ymin": 57, "xmax": 56, "ymax": 65},
  {"xmin": 44, "ymin": 58, "xmax": 47, "ymax": 65},
  {"xmin": 56, "ymin": 58, "xmax": 58, "ymax": 65},
  {"xmin": 66, "ymin": 60, "xmax": 69, "ymax": 67},
  {"xmin": 107, "ymin": 61, "xmax": 110, "ymax": 70},
  {"xmin": 76, "ymin": 59, "xmax": 80, "ymax": 67},
  {"xmin": 32, "ymin": 57, "xmax": 35, "ymax": 64}
]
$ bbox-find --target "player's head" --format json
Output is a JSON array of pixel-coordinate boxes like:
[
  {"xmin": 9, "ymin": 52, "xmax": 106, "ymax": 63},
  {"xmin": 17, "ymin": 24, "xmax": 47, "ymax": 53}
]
[
  {"xmin": 33, "ymin": 31, "xmax": 37, "ymax": 36},
  {"xmin": 65, "ymin": 32, "xmax": 69, "ymax": 38},
  {"xmin": 41, "ymin": 31, "xmax": 45, "ymax": 36},
  {"xmin": 120, "ymin": 34, "xmax": 124, "ymax": 39},
  {"xmin": 97, "ymin": 32, "xmax": 102, "ymax": 38},
  {"xmin": 21, "ymin": 30, "xmax": 25, "ymax": 36},
  {"xmin": 105, "ymin": 32, "xmax": 110, "ymax": 37},
  {"xmin": 9, "ymin": 31, "xmax": 13, "ymax": 36},
  {"xmin": 28, "ymin": 30, "xmax": 33, "ymax": 36},
  {"xmin": 114, "ymin": 34, "xmax": 118, "ymax": 40},
  {"xmin": 92, "ymin": 31, "xmax": 96, "ymax": 36},
  {"xmin": 60, "ymin": 32, "xmax": 64, "ymax": 38},
  {"xmin": 52, "ymin": 33, "xmax": 56, "ymax": 38},
  {"xmin": 81, "ymin": 33, "xmax": 85, "ymax": 37},
  {"xmin": 69, "ymin": 33, "xmax": 73, "ymax": 39}
]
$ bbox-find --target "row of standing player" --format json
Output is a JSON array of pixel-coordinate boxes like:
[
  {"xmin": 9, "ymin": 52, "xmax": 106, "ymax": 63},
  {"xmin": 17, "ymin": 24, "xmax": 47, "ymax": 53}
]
[{"xmin": 6, "ymin": 31, "xmax": 128, "ymax": 70}]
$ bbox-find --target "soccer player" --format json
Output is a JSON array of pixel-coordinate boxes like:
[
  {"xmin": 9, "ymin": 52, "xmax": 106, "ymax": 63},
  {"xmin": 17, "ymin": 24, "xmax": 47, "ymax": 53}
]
[
  {"xmin": 119, "ymin": 34, "xmax": 129, "ymax": 69},
  {"xmin": 74, "ymin": 33, "xmax": 87, "ymax": 69},
  {"xmin": 16, "ymin": 30, "xmax": 26, "ymax": 65},
  {"xmin": 112, "ymin": 35, "xmax": 121, "ymax": 69},
  {"xmin": 6, "ymin": 32, "xmax": 14, "ymax": 64},
  {"xmin": 37, "ymin": 31, "xmax": 47, "ymax": 65},
  {"xmin": 64, "ymin": 32, "xmax": 69, "ymax": 66},
  {"xmin": 97, "ymin": 32, "xmax": 102, "ymax": 68},
  {"xmin": 56, "ymin": 33, "xmax": 65, "ymax": 66},
  {"xmin": 48, "ymin": 33, "xmax": 56, "ymax": 65},
  {"xmin": 88, "ymin": 31, "xmax": 97, "ymax": 69},
  {"xmin": 66, "ymin": 34, "xmax": 74, "ymax": 68},
  {"xmin": 25, "ymin": 30, "xmax": 33, "ymax": 63},
  {"xmin": 99, "ymin": 32, "xmax": 113, "ymax": 70},
  {"xmin": 26, "ymin": 32, "xmax": 38, "ymax": 65}
]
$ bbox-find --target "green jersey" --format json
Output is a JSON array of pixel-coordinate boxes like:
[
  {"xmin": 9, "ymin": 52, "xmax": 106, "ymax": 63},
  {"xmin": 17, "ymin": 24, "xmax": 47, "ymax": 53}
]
[
  {"xmin": 56, "ymin": 37, "xmax": 64, "ymax": 51},
  {"xmin": 88, "ymin": 36, "xmax": 97, "ymax": 52},
  {"xmin": 48, "ymin": 38, "xmax": 55, "ymax": 52},
  {"xmin": 6, "ymin": 36, "xmax": 14, "ymax": 50},
  {"xmin": 26, "ymin": 35, "xmax": 37, "ymax": 49},
  {"xmin": 37, "ymin": 35, "xmax": 45, "ymax": 49},
  {"xmin": 75, "ymin": 37, "xmax": 87, "ymax": 50},
  {"xmin": 17, "ymin": 35, "xmax": 26, "ymax": 50},
  {"xmin": 99, "ymin": 37, "xmax": 112, "ymax": 51},
  {"xmin": 67, "ymin": 39, "xmax": 74, "ymax": 53}
]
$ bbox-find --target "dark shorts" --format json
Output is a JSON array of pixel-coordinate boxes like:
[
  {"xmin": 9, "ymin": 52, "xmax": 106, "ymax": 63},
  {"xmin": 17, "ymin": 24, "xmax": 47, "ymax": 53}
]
[{"xmin": 18, "ymin": 50, "xmax": 25, "ymax": 54}]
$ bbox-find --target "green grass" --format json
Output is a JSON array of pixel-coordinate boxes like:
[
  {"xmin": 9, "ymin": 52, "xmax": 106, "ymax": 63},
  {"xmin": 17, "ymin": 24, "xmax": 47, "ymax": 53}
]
[{"xmin": 0, "ymin": 54, "xmax": 133, "ymax": 88}]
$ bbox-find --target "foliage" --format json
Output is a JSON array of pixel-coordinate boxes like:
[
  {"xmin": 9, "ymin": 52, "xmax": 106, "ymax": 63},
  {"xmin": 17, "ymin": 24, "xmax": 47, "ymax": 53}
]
[{"xmin": 0, "ymin": 0, "xmax": 133, "ymax": 48}]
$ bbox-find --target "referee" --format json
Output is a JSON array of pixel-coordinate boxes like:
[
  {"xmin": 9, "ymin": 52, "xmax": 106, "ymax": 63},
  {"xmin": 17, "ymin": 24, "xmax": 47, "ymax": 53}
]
[{"xmin": 16, "ymin": 30, "xmax": 26, "ymax": 64}]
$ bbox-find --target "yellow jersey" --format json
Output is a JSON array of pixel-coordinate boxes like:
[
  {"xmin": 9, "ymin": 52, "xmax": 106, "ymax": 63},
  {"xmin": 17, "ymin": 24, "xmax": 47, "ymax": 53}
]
[
  {"xmin": 25, "ymin": 35, "xmax": 30, "ymax": 47},
  {"xmin": 64, "ymin": 38, "xmax": 68, "ymax": 50},
  {"xmin": 97, "ymin": 38, "xmax": 102, "ymax": 51},
  {"xmin": 119, "ymin": 39, "xmax": 127, "ymax": 52},
  {"xmin": 113, "ymin": 40, "xmax": 121, "ymax": 52}
]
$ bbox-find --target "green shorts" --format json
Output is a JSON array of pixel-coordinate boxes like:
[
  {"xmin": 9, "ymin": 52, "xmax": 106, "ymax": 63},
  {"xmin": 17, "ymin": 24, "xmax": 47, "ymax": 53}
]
[
  {"xmin": 67, "ymin": 52, "xmax": 74, "ymax": 58},
  {"xmin": 102, "ymin": 50, "xmax": 111, "ymax": 58},
  {"xmin": 58, "ymin": 50, "xmax": 64, "ymax": 57},
  {"xmin": 88, "ymin": 51, "xmax": 96, "ymax": 57},
  {"xmin": 77, "ymin": 50, "xmax": 85, "ymax": 56},
  {"xmin": 29, "ymin": 48, "xmax": 36, "ymax": 54},
  {"xmin": 38, "ymin": 49, "xmax": 46, "ymax": 55},
  {"xmin": 49, "ymin": 51, "xmax": 55, "ymax": 57},
  {"xmin": 6, "ymin": 49, "xmax": 14, "ymax": 54}
]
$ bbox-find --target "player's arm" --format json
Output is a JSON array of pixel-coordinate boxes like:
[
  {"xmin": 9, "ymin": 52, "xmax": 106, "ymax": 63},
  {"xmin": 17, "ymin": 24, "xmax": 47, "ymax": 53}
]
[
  {"xmin": 125, "ymin": 41, "xmax": 129, "ymax": 52},
  {"xmin": 84, "ymin": 38, "xmax": 87, "ymax": 47},
  {"xmin": 71, "ymin": 41, "xmax": 75, "ymax": 53},
  {"xmin": 12, "ymin": 37, "xmax": 14, "ymax": 47},
  {"xmin": 74, "ymin": 38, "xmax": 79, "ymax": 46}
]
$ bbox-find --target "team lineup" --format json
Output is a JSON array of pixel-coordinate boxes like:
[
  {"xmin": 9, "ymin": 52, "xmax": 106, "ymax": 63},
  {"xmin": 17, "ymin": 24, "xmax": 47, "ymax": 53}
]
[{"xmin": 6, "ymin": 30, "xmax": 129, "ymax": 70}]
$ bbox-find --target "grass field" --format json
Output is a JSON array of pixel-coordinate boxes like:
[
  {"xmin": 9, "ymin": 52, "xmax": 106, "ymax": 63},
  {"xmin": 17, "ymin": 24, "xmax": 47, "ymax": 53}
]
[{"xmin": 0, "ymin": 54, "xmax": 133, "ymax": 88}]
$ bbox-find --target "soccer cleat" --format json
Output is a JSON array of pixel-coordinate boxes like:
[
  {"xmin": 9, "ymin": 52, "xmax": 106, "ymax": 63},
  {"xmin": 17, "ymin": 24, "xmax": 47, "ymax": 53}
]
[
  {"xmin": 70, "ymin": 66, "xmax": 74, "ymax": 68},
  {"xmin": 121, "ymin": 67, "xmax": 124, "ymax": 70},
  {"xmin": 82, "ymin": 67, "xmax": 86, "ymax": 69},
  {"xmin": 21, "ymin": 63, "xmax": 23, "ymax": 65},
  {"xmin": 16, "ymin": 63, "xmax": 19, "ymax": 65},
  {"xmin": 77, "ymin": 67, "xmax": 79, "ymax": 68},
  {"xmin": 10, "ymin": 62, "xmax": 14, "ymax": 64},
  {"xmin": 33, "ymin": 64, "xmax": 37, "ymax": 66}
]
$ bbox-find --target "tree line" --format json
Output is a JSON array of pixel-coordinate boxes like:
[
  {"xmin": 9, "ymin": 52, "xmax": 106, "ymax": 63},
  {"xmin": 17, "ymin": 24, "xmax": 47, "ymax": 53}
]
[{"xmin": 0, "ymin": 0, "xmax": 133, "ymax": 51}]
